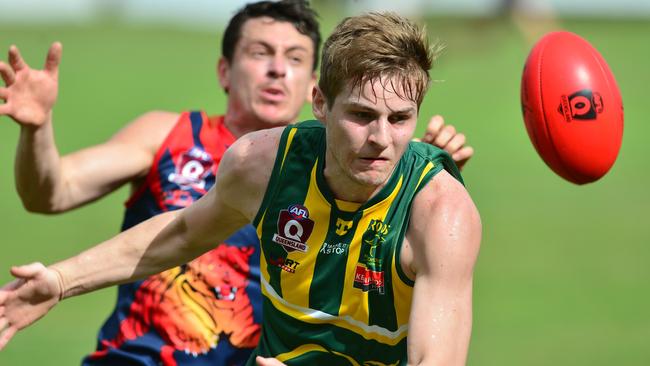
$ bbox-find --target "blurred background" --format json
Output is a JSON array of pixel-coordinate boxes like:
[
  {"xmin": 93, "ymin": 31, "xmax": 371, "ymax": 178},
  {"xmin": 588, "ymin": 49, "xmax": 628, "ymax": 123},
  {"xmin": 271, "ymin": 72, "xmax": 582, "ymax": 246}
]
[{"xmin": 0, "ymin": 0, "xmax": 648, "ymax": 365}]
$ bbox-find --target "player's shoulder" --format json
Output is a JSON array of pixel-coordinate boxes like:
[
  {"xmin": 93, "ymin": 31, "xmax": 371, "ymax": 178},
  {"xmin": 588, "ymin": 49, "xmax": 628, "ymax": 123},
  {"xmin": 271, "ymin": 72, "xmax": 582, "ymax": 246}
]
[
  {"xmin": 412, "ymin": 170, "xmax": 478, "ymax": 228},
  {"xmin": 407, "ymin": 140, "xmax": 449, "ymax": 165},
  {"xmin": 224, "ymin": 126, "xmax": 285, "ymax": 173},
  {"xmin": 114, "ymin": 110, "xmax": 180, "ymax": 139}
]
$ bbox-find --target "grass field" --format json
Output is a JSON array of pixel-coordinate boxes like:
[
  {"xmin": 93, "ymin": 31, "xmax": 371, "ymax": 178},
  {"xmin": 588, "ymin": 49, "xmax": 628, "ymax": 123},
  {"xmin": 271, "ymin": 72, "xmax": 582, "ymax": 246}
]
[{"xmin": 0, "ymin": 13, "xmax": 649, "ymax": 366}]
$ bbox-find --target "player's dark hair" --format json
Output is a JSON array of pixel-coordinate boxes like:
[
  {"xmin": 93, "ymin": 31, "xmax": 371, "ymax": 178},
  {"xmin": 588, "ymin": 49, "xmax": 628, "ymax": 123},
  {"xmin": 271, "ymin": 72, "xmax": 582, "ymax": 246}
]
[{"xmin": 222, "ymin": 0, "xmax": 321, "ymax": 71}]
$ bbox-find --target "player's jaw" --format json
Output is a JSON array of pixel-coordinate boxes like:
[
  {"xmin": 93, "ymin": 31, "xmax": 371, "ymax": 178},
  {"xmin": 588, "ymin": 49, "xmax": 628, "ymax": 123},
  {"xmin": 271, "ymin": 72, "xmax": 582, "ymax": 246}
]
[{"xmin": 250, "ymin": 88, "xmax": 301, "ymax": 127}]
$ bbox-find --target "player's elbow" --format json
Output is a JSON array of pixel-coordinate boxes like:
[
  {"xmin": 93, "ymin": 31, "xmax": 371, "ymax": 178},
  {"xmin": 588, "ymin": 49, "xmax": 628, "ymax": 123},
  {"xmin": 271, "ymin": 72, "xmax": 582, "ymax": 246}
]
[
  {"xmin": 19, "ymin": 192, "xmax": 70, "ymax": 214},
  {"xmin": 21, "ymin": 199, "xmax": 65, "ymax": 214},
  {"xmin": 407, "ymin": 352, "xmax": 467, "ymax": 366}
]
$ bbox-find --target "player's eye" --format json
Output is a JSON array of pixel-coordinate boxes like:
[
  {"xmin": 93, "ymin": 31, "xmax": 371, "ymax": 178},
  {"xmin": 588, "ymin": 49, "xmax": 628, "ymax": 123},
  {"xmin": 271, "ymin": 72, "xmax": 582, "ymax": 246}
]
[
  {"xmin": 249, "ymin": 47, "xmax": 269, "ymax": 58},
  {"xmin": 351, "ymin": 111, "xmax": 374, "ymax": 121},
  {"xmin": 287, "ymin": 53, "xmax": 305, "ymax": 65},
  {"xmin": 388, "ymin": 113, "xmax": 411, "ymax": 124}
]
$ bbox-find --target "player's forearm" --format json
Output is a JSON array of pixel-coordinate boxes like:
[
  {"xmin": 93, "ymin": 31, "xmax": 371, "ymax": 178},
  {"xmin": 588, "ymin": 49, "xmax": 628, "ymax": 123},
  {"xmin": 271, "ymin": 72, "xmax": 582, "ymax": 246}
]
[
  {"xmin": 407, "ymin": 281, "xmax": 473, "ymax": 366},
  {"xmin": 14, "ymin": 116, "xmax": 67, "ymax": 213},
  {"xmin": 49, "ymin": 210, "xmax": 195, "ymax": 299}
]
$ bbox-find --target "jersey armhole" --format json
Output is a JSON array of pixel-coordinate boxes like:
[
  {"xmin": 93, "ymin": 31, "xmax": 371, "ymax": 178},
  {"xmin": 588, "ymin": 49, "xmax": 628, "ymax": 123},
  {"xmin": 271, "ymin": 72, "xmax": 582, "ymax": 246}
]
[
  {"xmin": 394, "ymin": 155, "xmax": 448, "ymax": 287},
  {"xmin": 252, "ymin": 125, "xmax": 296, "ymax": 227}
]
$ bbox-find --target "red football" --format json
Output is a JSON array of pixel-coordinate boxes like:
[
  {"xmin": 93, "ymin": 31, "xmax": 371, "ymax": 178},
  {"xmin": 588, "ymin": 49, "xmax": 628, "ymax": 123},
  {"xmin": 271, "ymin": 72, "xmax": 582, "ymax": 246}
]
[{"xmin": 521, "ymin": 31, "xmax": 624, "ymax": 184}]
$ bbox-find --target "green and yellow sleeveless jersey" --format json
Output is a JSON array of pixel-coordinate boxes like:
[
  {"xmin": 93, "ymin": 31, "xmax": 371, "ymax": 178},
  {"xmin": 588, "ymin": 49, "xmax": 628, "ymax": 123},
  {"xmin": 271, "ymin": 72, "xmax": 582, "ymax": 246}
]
[{"xmin": 249, "ymin": 120, "xmax": 463, "ymax": 365}]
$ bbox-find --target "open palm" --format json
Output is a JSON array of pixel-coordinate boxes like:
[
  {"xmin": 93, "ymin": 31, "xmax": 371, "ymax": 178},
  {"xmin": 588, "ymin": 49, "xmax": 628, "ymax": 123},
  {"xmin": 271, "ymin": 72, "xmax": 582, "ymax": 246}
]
[{"xmin": 0, "ymin": 43, "xmax": 61, "ymax": 127}]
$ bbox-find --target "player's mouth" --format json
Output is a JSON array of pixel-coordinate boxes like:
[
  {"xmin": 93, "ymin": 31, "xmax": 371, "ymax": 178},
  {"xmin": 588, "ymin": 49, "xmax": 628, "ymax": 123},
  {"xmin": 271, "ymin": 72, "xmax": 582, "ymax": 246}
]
[
  {"xmin": 260, "ymin": 87, "xmax": 286, "ymax": 103},
  {"xmin": 358, "ymin": 156, "xmax": 389, "ymax": 167}
]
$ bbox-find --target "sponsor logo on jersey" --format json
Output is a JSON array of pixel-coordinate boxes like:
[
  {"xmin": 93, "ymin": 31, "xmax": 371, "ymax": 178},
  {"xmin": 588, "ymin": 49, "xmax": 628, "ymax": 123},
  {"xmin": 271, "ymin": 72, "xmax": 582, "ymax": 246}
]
[
  {"xmin": 268, "ymin": 257, "xmax": 301, "ymax": 273},
  {"xmin": 168, "ymin": 147, "xmax": 214, "ymax": 191},
  {"xmin": 353, "ymin": 264, "xmax": 385, "ymax": 294},
  {"xmin": 272, "ymin": 204, "xmax": 314, "ymax": 253},
  {"xmin": 335, "ymin": 218, "xmax": 354, "ymax": 236},
  {"xmin": 319, "ymin": 242, "xmax": 349, "ymax": 255},
  {"xmin": 353, "ymin": 219, "xmax": 391, "ymax": 294}
]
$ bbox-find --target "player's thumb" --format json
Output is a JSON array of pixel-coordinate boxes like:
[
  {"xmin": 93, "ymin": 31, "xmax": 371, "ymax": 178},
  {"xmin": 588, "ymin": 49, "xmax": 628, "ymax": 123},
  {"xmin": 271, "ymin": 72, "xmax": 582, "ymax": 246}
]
[{"xmin": 10, "ymin": 262, "xmax": 46, "ymax": 279}]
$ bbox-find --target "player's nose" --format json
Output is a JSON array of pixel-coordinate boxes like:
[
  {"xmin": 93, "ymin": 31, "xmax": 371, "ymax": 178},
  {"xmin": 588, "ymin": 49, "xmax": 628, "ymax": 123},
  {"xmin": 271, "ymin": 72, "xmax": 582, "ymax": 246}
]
[
  {"xmin": 367, "ymin": 119, "xmax": 390, "ymax": 149},
  {"xmin": 267, "ymin": 54, "xmax": 287, "ymax": 79}
]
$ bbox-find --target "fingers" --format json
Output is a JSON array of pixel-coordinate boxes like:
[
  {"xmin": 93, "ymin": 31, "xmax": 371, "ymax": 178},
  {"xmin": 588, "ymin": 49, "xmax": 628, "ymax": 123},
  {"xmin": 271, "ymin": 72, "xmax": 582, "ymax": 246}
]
[
  {"xmin": 421, "ymin": 115, "xmax": 444, "ymax": 143},
  {"xmin": 0, "ymin": 86, "xmax": 9, "ymax": 116},
  {"xmin": 10, "ymin": 262, "xmax": 45, "ymax": 279},
  {"xmin": 256, "ymin": 356, "xmax": 286, "ymax": 366},
  {"xmin": 44, "ymin": 42, "xmax": 62, "ymax": 74},
  {"xmin": 433, "ymin": 124, "xmax": 456, "ymax": 149},
  {"xmin": 0, "ymin": 61, "xmax": 15, "ymax": 86},
  {"xmin": 8, "ymin": 45, "xmax": 27, "ymax": 72},
  {"xmin": 0, "ymin": 103, "xmax": 10, "ymax": 116},
  {"xmin": 444, "ymin": 132, "xmax": 466, "ymax": 155},
  {"xmin": 0, "ymin": 279, "xmax": 23, "ymax": 293},
  {"xmin": 0, "ymin": 322, "xmax": 16, "ymax": 351},
  {"xmin": 452, "ymin": 146, "xmax": 474, "ymax": 169}
]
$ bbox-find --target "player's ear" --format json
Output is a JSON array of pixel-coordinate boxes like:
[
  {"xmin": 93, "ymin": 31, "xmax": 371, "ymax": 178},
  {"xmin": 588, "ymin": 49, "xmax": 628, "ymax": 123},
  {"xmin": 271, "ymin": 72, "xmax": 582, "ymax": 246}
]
[
  {"xmin": 305, "ymin": 72, "xmax": 317, "ymax": 104},
  {"xmin": 217, "ymin": 57, "xmax": 230, "ymax": 93},
  {"xmin": 312, "ymin": 86, "xmax": 327, "ymax": 122}
]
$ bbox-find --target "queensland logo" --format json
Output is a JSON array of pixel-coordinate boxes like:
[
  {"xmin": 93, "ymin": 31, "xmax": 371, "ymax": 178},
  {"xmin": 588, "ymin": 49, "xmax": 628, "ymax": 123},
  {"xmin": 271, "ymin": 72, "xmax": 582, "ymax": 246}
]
[
  {"xmin": 558, "ymin": 89, "xmax": 604, "ymax": 122},
  {"xmin": 272, "ymin": 204, "xmax": 314, "ymax": 253},
  {"xmin": 319, "ymin": 242, "xmax": 349, "ymax": 255},
  {"xmin": 269, "ymin": 257, "xmax": 300, "ymax": 273},
  {"xmin": 353, "ymin": 264, "xmax": 385, "ymax": 294},
  {"xmin": 168, "ymin": 147, "xmax": 214, "ymax": 191},
  {"xmin": 335, "ymin": 218, "xmax": 354, "ymax": 236}
]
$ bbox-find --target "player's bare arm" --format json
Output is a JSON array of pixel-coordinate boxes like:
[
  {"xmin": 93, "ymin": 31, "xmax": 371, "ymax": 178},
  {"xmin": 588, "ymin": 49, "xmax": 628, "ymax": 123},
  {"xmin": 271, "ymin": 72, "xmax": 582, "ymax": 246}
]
[
  {"xmin": 0, "ymin": 127, "xmax": 282, "ymax": 351},
  {"xmin": 0, "ymin": 43, "xmax": 177, "ymax": 213},
  {"xmin": 401, "ymin": 170, "xmax": 481, "ymax": 365}
]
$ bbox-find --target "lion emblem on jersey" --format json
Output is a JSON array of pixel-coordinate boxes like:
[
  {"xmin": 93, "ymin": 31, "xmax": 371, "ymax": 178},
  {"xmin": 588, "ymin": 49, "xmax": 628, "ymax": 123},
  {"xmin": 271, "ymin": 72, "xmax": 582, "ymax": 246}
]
[{"xmin": 100, "ymin": 244, "xmax": 259, "ymax": 363}]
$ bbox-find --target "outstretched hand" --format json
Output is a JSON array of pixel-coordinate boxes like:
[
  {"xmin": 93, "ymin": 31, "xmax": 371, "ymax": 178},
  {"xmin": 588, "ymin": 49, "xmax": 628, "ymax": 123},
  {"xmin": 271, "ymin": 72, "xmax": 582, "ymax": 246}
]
[
  {"xmin": 0, "ymin": 42, "xmax": 62, "ymax": 127},
  {"xmin": 416, "ymin": 115, "xmax": 474, "ymax": 170},
  {"xmin": 256, "ymin": 356, "xmax": 287, "ymax": 366},
  {"xmin": 0, "ymin": 262, "xmax": 62, "ymax": 350}
]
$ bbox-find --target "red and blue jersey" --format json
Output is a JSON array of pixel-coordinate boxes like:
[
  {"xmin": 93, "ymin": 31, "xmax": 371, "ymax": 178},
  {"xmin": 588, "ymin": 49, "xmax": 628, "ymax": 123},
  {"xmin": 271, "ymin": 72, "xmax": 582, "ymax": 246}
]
[{"xmin": 82, "ymin": 111, "xmax": 262, "ymax": 366}]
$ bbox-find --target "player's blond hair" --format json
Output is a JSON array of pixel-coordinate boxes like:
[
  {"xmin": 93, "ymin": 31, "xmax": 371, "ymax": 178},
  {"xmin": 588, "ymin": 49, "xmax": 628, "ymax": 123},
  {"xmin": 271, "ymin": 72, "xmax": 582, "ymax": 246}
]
[{"xmin": 318, "ymin": 12, "xmax": 441, "ymax": 109}]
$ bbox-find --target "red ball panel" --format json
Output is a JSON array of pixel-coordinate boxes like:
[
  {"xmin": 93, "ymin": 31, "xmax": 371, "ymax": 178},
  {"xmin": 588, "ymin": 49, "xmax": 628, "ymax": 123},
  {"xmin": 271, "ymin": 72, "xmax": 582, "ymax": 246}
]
[{"xmin": 521, "ymin": 31, "xmax": 624, "ymax": 184}]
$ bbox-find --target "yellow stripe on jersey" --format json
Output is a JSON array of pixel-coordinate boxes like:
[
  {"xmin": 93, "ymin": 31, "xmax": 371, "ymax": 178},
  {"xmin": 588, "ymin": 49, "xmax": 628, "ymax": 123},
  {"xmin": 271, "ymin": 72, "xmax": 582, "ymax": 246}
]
[
  {"xmin": 416, "ymin": 161, "xmax": 435, "ymax": 190},
  {"xmin": 256, "ymin": 211, "xmax": 271, "ymax": 283},
  {"xmin": 391, "ymin": 246, "xmax": 413, "ymax": 327},
  {"xmin": 275, "ymin": 343, "xmax": 361, "ymax": 366},
  {"xmin": 338, "ymin": 176, "xmax": 404, "ymax": 328},
  {"xmin": 262, "ymin": 276, "xmax": 408, "ymax": 345},
  {"xmin": 335, "ymin": 198, "xmax": 362, "ymax": 212},
  {"xmin": 280, "ymin": 127, "xmax": 298, "ymax": 171},
  {"xmin": 280, "ymin": 160, "xmax": 331, "ymax": 308}
]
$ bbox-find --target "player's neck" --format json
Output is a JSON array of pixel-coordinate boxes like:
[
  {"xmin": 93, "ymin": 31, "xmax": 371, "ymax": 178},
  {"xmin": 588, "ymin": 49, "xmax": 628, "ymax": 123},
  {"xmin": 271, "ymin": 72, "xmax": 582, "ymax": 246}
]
[{"xmin": 323, "ymin": 150, "xmax": 388, "ymax": 204}]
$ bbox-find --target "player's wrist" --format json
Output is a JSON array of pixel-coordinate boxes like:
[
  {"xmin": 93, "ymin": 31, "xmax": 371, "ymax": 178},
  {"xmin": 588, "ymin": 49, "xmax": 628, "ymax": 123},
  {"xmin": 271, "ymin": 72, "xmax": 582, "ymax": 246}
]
[
  {"xmin": 48, "ymin": 265, "xmax": 66, "ymax": 301},
  {"xmin": 18, "ymin": 110, "xmax": 53, "ymax": 131}
]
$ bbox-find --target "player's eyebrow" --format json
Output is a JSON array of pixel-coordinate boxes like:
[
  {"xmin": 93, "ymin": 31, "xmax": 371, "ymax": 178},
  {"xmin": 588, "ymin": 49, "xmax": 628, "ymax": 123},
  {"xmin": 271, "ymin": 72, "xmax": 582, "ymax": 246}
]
[
  {"xmin": 343, "ymin": 101, "xmax": 415, "ymax": 115},
  {"xmin": 246, "ymin": 40, "xmax": 310, "ymax": 54}
]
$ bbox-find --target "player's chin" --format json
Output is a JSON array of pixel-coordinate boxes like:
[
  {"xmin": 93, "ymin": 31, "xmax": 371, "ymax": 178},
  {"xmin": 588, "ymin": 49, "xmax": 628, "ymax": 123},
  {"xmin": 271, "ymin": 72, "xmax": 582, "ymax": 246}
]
[
  {"xmin": 255, "ymin": 106, "xmax": 295, "ymax": 127},
  {"xmin": 351, "ymin": 169, "xmax": 392, "ymax": 188}
]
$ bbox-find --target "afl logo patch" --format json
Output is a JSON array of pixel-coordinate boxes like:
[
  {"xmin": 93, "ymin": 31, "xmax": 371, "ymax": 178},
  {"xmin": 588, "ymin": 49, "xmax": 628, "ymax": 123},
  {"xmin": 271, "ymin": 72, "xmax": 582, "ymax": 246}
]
[{"xmin": 272, "ymin": 204, "xmax": 314, "ymax": 253}]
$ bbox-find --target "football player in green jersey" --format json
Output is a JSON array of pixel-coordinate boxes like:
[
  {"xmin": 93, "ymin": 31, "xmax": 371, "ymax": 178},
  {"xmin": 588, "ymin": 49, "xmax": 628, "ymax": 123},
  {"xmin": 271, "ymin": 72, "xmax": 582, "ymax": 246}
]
[{"xmin": 0, "ymin": 11, "xmax": 481, "ymax": 366}]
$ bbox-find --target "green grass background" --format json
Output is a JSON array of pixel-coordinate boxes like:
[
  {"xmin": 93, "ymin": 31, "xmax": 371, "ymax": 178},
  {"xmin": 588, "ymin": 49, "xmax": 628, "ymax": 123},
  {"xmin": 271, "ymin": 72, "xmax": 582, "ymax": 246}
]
[{"xmin": 0, "ymin": 11, "xmax": 649, "ymax": 366}]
